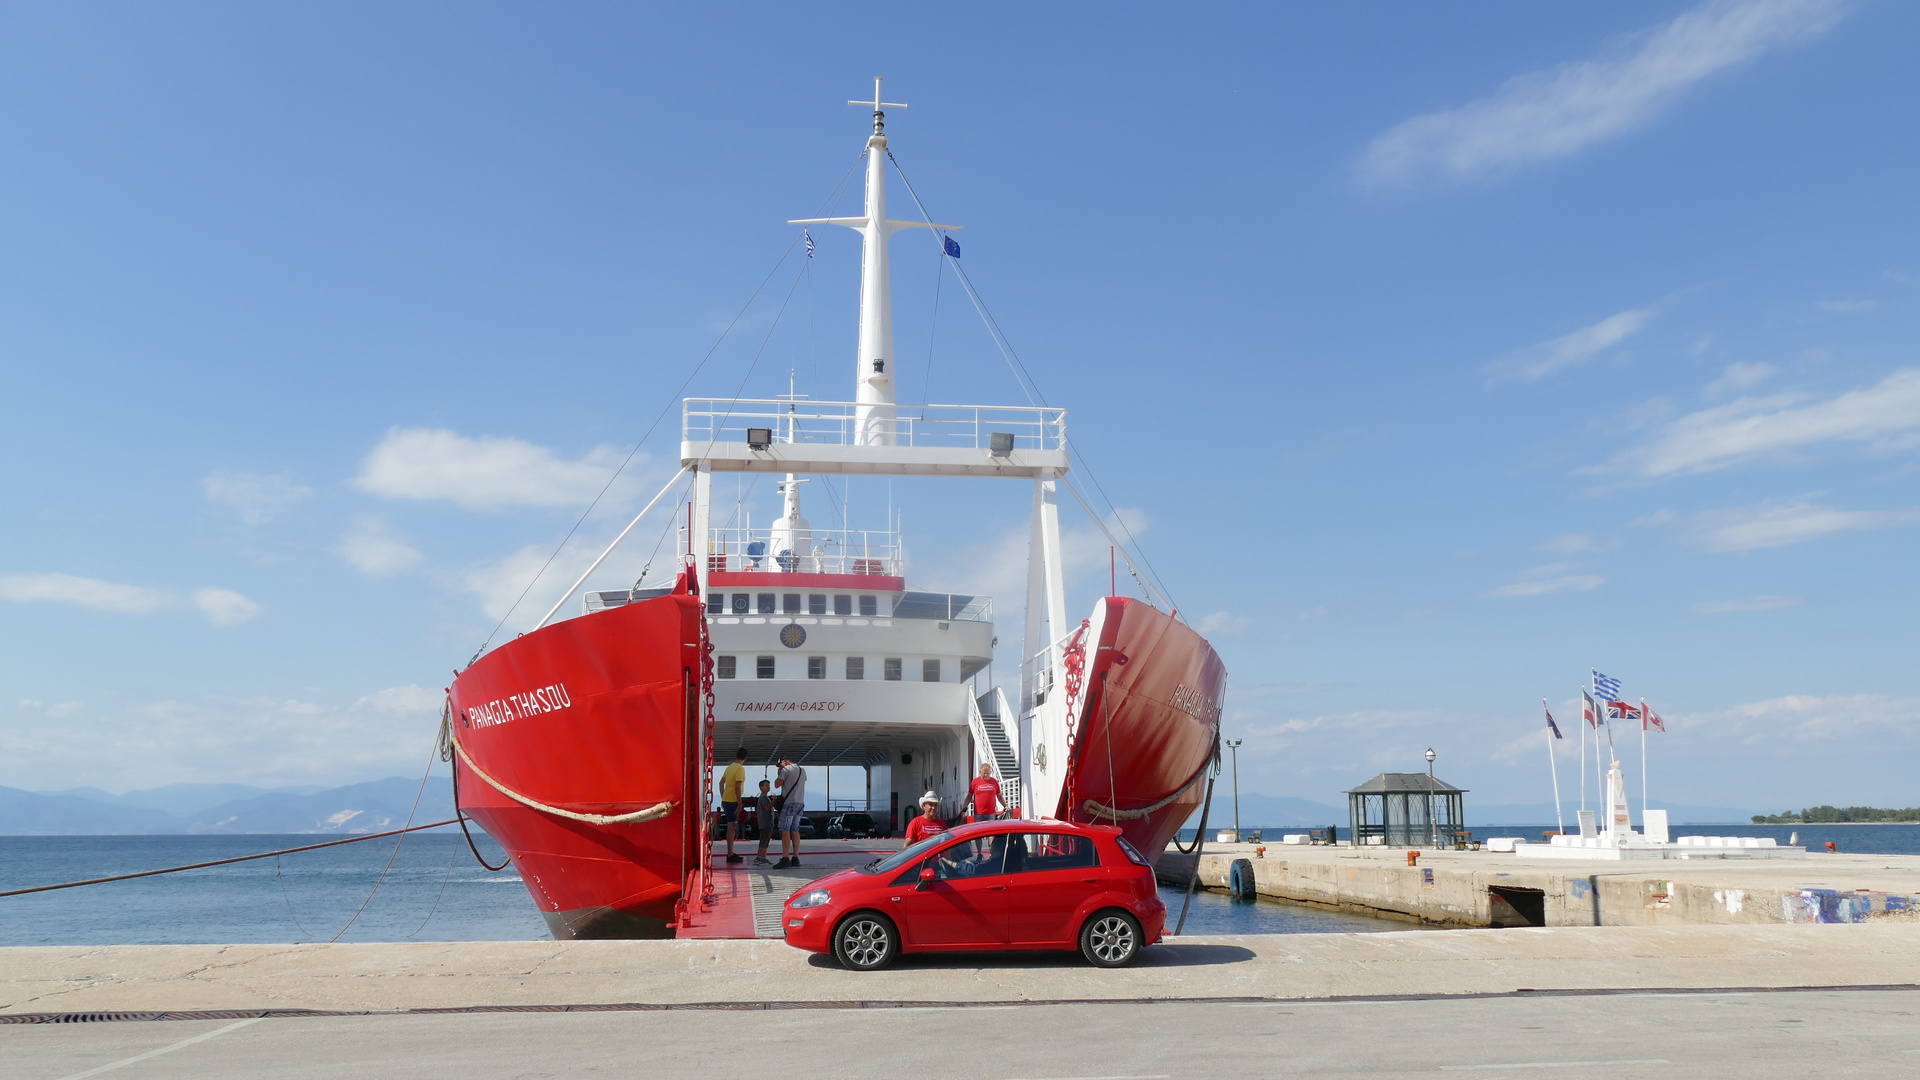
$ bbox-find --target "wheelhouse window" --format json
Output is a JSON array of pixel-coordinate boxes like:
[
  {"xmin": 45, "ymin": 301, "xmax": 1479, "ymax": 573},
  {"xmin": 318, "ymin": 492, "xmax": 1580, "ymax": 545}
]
[
  {"xmin": 845, "ymin": 657, "xmax": 865, "ymax": 680},
  {"xmin": 858, "ymin": 595, "xmax": 878, "ymax": 617},
  {"xmin": 716, "ymin": 655, "xmax": 737, "ymax": 679},
  {"xmin": 807, "ymin": 656, "xmax": 826, "ymax": 680},
  {"xmin": 809, "ymin": 594, "xmax": 826, "ymax": 615},
  {"xmin": 757, "ymin": 593, "xmax": 776, "ymax": 615},
  {"xmin": 756, "ymin": 655, "xmax": 776, "ymax": 679},
  {"xmin": 883, "ymin": 658, "xmax": 902, "ymax": 681},
  {"xmin": 833, "ymin": 594, "xmax": 853, "ymax": 616},
  {"xmin": 922, "ymin": 659, "xmax": 941, "ymax": 682},
  {"xmin": 783, "ymin": 593, "xmax": 802, "ymax": 615},
  {"xmin": 731, "ymin": 594, "xmax": 749, "ymax": 615},
  {"xmin": 706, "ymin": 593, "xmax": 723, "ymax": 614}
]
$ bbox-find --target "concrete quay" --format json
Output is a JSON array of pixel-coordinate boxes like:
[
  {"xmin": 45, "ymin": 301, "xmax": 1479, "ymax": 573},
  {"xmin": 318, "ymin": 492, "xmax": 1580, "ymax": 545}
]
[
  {"xmin": 1157, "ymin": 842, "xmax": 1920, "ymax": 927},
  {"xmin": 5, "ymin": 923, "xmax": 1920, "ymax": 1019}
]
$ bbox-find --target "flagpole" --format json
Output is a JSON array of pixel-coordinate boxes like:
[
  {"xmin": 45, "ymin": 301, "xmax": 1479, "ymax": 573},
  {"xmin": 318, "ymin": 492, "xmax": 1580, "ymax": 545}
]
[
  {"xmin": 1640, "ymin": 695, "xmax": 1649, "ymax": 825},
  {"xmin": 1578, "ymin": 684, "xmax": 1587, "ymax": 817},
  {"xmin": 1545, "ymin": 698, "xmax": 1564, "ymax": 836}
]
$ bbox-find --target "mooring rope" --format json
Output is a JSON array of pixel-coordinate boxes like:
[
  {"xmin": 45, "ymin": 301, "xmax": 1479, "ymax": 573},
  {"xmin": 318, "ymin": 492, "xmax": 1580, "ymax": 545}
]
[
  {"xmin": 1081, "ymin": 753, "xmax": 1215, "ymax": 822},
  {"xmin": 441, "ymin": 713, "xmax": 673, "ymax": 827}
]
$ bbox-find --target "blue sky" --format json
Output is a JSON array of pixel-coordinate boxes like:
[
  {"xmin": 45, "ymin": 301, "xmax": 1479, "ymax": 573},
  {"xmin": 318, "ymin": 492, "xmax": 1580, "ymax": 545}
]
[{"xmin": 4, "ymin": 1, "xmax": 1917, "ymax": 814}]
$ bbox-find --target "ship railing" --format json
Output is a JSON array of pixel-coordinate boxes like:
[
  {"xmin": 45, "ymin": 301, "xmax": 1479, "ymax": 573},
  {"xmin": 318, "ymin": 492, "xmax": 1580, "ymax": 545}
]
[
  {"xmin": 682, "ymin": 399, "xmax": 1066, "ymax": 452},
  {"xmin": 694, "ymin": 526, "xmax": 903, "ymax": 578}
]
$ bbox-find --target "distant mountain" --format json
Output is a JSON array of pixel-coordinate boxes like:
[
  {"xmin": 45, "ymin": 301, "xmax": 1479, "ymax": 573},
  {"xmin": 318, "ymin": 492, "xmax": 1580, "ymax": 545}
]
[
  {"xmin": 1468, "ymin": 801, "xmax": 1757, "ymax": 826},
  {"xmin": 41, "ymin": 782, "xmax": 286, "ymax": 817},
  {"xmin": 1180, "ymin": 793, "xmax": 1345, "ymax": 830},
  {"xmin": 0, "ymin": 777, "xmax": 456, "ymax": 834}
]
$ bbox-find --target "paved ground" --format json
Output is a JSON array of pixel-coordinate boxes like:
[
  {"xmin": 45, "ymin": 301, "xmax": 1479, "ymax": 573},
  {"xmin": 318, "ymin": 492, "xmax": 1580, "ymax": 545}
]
[
  {"xmin": 6, "ymin": 988, "xmax": 1919, "ymax": 1078},
  {"xmin": 6, "ymin": 923, "xmax": 1919, "ymax": 1017}
]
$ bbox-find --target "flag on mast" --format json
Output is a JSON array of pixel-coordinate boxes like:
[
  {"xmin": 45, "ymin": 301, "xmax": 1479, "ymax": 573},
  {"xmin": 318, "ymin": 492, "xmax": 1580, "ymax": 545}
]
[
  {"xmin": 1606, "ymin": 700, "xmax": 1641, "ymax": 722},
  {"xmin": 1592, "ymin": 669, "xmax": 1622, "ymax": 701},
  {"xmin": 1581, "ymin": 689, "xmax": 1600, "ymax": 727},
  {"xmin": 1544, "ymin": 702, "xmax": 1563, "ymax": 739},
  {"xmin": 804, "ymin": 229, "xmax": 815, "ymax": 258},
  {"xmin": 1643, "ymin": 703, "xmax": 1665, "ymax": 732}
]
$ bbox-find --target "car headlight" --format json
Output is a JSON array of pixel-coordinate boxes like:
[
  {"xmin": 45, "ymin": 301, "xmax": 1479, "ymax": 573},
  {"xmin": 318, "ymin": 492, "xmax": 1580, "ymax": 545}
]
[{"xmin": 790, "ymin": 888, "xmax": 831, "ymax": 909}]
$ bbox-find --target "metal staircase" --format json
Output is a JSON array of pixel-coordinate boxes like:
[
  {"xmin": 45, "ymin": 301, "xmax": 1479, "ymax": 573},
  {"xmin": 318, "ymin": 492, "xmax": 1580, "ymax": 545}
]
[{"xmin": 971, "ymin": 688, "xmax": 1021, "ymax": 814}]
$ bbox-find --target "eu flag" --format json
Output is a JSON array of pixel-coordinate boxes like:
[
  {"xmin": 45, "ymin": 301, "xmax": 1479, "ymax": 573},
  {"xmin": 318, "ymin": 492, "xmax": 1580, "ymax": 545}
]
[{"xmin": 942, "ymin": 235, "xmax": 961, "ymax": 259}]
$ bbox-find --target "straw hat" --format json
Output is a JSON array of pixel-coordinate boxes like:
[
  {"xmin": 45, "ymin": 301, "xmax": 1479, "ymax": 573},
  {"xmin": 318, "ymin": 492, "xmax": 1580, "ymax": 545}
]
[{"xmin": 918, "ymin": 791, "xmax": 940, "ymax": 808}]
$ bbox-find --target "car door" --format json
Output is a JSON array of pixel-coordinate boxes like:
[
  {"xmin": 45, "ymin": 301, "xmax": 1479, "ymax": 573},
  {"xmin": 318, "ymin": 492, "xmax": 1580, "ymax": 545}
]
[
  {"xmin": 890, "ymin": 837, "xmax": 1011, "ymax": 948},
  {"xmin": 1004, "ymin": 831, "xmax": 1105, "ymax": 945}
]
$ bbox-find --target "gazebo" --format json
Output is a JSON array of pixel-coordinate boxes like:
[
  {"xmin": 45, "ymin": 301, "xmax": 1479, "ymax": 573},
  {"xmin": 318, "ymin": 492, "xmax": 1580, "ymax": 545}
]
[{"xmin": 1346, "ymin": 772, "xmax": 1468, "ymax": 848}]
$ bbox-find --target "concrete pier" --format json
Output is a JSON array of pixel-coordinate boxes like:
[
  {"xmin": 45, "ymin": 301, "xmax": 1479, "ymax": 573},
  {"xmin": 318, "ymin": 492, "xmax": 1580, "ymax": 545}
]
[{"xmin": 1156, "ymin": 842, "xmax": 1920, "ymax": 927}]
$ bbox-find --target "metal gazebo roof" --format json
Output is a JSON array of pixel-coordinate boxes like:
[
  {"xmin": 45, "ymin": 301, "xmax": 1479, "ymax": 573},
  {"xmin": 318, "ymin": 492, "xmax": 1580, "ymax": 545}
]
[{"xmin": 1345, "ymin": 772, "xmax": 1467, "ymax": 796}]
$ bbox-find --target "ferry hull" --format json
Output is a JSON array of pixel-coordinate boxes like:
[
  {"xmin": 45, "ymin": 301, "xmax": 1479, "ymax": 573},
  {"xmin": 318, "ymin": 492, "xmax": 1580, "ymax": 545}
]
[
  {"xmin": 447, "ymin": 594, "xmax": 706, "ymax": 940},
  {"xmin": 1059, "ymin": 598, "xmax": 1226, "ymax": 862}
]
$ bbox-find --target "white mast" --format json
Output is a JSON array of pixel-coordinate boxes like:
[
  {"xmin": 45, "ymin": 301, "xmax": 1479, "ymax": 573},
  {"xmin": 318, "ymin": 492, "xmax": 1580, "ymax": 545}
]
[{"xmin": 790, "ymin": 77, "xmax": 959, "ymax": 446}]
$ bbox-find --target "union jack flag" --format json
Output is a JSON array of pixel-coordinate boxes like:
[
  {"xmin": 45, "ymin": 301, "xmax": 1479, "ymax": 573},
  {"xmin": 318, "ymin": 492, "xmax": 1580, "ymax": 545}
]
[{"xmin": 1606, "ymin": 700, "xmax": 1640, "ymax": 722}]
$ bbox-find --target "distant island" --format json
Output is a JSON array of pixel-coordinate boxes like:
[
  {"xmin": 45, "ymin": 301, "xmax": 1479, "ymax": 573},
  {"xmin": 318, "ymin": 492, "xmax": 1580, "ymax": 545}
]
[{"xmin": 1751, "ymin": 805, "xmax": 1920, "ymax": 824}]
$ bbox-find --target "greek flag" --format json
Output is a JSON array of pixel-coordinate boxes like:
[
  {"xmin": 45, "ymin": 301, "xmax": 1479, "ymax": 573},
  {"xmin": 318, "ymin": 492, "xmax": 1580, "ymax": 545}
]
[
  {"xmin": 1592, "ymin": 669, "xmax": 1621, "ymax": 700},
  {"xmin": 943, "ymin": 234, "xmax": 961, "ymax": 259},
  {"xmin": 804, "ymin": 229, "xmax": 814, "ymax": 259}
]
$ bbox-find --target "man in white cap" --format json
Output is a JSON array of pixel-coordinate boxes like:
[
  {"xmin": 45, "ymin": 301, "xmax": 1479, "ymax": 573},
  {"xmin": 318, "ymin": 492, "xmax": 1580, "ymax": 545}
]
[{"xmin": 902, "ymin": 791, "xmax": 947, "ymax": 847}]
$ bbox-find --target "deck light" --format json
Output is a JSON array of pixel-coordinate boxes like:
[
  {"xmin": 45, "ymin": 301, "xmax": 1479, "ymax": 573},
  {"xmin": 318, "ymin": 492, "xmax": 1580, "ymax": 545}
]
[
  {"xmin": 988, "ymin": 431, "xmax": 1014, "ymax": 456},
  {"xmin": 747, "ymin": 428, "xmax": 773, "ymax": 450}
]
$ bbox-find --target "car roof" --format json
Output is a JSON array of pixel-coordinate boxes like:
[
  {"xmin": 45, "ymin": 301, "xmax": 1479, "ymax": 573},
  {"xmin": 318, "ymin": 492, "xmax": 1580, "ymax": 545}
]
[{"xmin": 938, "ymin": 818, "xmax": 1121, "ymax": 839}]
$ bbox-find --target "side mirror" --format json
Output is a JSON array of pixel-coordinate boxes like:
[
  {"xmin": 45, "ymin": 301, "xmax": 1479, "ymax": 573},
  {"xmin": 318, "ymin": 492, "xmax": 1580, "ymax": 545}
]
[{"xmin": 915, "ymin": 866, "xmax": 936, "ymax": 890}]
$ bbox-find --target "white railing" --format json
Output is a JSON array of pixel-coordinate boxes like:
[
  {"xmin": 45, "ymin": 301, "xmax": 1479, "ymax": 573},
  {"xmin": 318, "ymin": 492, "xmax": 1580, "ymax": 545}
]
[
  {"xmin": 696, "ymin": 526, "xmax": 902, "ymax": 577},
  {"xmin": 683, "ymin": 399, "xmax": 1067, "ymax": 452}
]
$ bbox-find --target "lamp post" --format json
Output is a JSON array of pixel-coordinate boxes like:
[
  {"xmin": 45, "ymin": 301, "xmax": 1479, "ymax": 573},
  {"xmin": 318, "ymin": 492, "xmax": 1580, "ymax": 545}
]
[
  {"xmin": 1424, "ymin": 748, "xmax": 1438, "ymax": 847},
  {"xmin": 1226, "ymin": 739, "xmax": 1243, "ymax": 839},
  {"xmin": 1425, "ymin": 747, "xmax": 1436, "ymax": 778}
]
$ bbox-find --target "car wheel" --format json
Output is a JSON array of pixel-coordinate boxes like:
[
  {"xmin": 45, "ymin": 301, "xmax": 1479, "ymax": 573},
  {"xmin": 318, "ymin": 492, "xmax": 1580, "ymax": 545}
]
[
  {"xmin": 1079, "ymin": 909, "xmax": 1142, "ymax": 967},
  {"xmin": 832, "ymin": 912, "xmax": 899, "ymax": 971}
]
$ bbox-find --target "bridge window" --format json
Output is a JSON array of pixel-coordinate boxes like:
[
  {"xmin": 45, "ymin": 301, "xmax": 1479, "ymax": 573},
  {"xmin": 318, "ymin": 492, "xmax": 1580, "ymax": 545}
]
[
  {"xmin": 706, "ymin": 593, "xmax": 723, "ymax": 615},
  {"xmin": 845, "ymin": 657, "xmax": 864, "ymax": 680},
  {"xmin": 807, "ymin": 656, "xmax": 826, "ymax": 680},
  {"xmin": 783, "ymin": 593, "xmax": 802, "ymax": 615},
  {"xmin": 859, "ymin": 595, "xmax": 878, "ymax": 617},
  {"xmin": 923, "ymin": 659, "xmax": 941, "ymax": 683},
  {"xmin": 809, "ymin": 594, "xmax": 826, "ymax": 615},
  {"xmin": 756, "ymin": 655, "xmax": 776, "ymax": 679},
  {"xmin": 757, "ymin": 593, "xmax": 776, "ymax": 615},
  {"xmin": 731, "ymin": 594, "xmax": 749, "ymax": 615},
  {"xmin": 834, "ymin": 595, "xmax": 852, "ymax": 616},
  {"xmin": 883, "ymin": 658, "xmax": 902, "ymax": 681},
  {"xmin": 716, "ymin": 655, "xmax": 737, "ymax": 679}
]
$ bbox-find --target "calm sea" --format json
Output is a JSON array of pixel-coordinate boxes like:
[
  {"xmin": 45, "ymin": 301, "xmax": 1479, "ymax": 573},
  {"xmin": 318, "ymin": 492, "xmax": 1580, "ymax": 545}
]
[
  {"xmin": 1180, "ymin": 823, "xmax": 1920, "ymax": 856},
  {"xmin": 0, "ymin": 831, "xmax": 1410, "ymax": 946}
]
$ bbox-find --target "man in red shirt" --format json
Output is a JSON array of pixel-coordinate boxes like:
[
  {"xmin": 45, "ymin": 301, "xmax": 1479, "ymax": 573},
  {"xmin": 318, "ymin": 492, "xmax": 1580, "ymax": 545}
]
[
  {"xmin": 903, "ymin": 791, "xmax": 946, "ymax": 847},
  {"xmin": 967, "ymin": 765, "xmax": 1004, "ymax": 824}
]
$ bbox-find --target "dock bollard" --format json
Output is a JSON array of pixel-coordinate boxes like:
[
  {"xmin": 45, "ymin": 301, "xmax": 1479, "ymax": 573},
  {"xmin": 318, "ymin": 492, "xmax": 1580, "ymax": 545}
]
[
  {"xmin": 1825, "ymin": 841, "xmax": 1837, "ymax": 853},
  {"xmin": 1407, "ymin": 851, "xmax": 1420, "ymax": 867}
]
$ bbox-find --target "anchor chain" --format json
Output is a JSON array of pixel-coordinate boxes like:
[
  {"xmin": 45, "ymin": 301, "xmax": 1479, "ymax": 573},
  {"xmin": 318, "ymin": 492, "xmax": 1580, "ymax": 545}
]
[{"xmin": 1058, "ymin": 619, "xmax": 1090, "ymax": 808}]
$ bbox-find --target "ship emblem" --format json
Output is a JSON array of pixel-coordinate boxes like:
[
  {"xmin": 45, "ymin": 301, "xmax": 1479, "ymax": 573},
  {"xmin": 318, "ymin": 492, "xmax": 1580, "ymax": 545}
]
[{"xmin": 779, "ymin": 623, "xmax": 807, "ymax": 649}]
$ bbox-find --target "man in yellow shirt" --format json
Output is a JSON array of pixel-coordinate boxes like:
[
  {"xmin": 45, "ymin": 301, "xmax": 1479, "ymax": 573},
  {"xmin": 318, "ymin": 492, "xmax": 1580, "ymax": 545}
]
[{"xmin": 720, "ymin": 749, "xmax": 748, "ymax": 864}]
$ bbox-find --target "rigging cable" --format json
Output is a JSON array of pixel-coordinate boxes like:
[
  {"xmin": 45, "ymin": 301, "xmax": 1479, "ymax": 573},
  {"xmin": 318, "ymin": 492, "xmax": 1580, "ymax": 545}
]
[
  {"xmin": 325, "ymin": 729, "xmax": 441, "ymax": 942},
  {"xmin": 468, "ymin": 148, "xmax": 868, "ymax": 664}
]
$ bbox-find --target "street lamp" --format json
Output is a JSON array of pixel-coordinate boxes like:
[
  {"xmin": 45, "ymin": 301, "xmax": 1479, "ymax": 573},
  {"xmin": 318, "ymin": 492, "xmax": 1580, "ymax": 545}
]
[
  {"xmin": 1226, "ymin": 739, "xmax": 1243, "ymax": 839},
  {"xmin": 1425, "ymin": 747, "xmax": 1436, "ymax": 778}
]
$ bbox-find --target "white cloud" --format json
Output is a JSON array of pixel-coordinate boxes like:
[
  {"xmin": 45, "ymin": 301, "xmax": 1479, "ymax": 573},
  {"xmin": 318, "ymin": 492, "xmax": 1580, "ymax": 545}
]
[
  {"xmin": 0, "ymin": 572, "xmax": 173, "ymax": 613},
  {"xmin": 1296, "ymin": 606, "xmax": 1327, "ymax": 620},
  {"xmin": 355, "ymin": 685, "xmax": 443, "ymax": 715},
  {"xmin": 1818, "ymin": 299, "xmax": 1877, "ymax": 313},
  {"xmin": 1603, "ymin": 368, "xmax": 1920, "ymax": 477},
  {"xmin": 1692, "ymin": 595, "xmax": 1803, "ymax": 613},
  {"xmin": 1483, "ymin": 573, "xmax": 1605, "ymax": 598},
  {"xmin": 1356, "ymin": 0, "xmax": 1845, "ymax": 185},
  {"xmin": 1702, "ymin": 360, "xmax": 1779, "ymax": 399},
  {"xmin": 1540, "ymin": 532, "xmax": 1595, "ymax": 553},
  {"xmin": 0, "ymin": 573, "xmax": 260, "ymax": 625},
  {"xmin": 191, "ymin": 588, "xmax": 264, "ymax": 626},
  {"xmin": 353, "ymin": 427, "xmax": 637, "ymax": 511},
  {"xmin": 202, "ymin": 471, "xmax": 312, "ymax": 525},
  {"xmin": 1194, "ymin": 611, "xmax": 1250, "ymax": 635},
  {"xmin": 1688, "ymin": 498, "xmax": 1919, "ymax": 552},
  {"xmin": 1685, "ymin": 692, "xmax": 1920, "ymax": 745},
  {"xmin": 339, "ymin": 517, "xmax": 424, "ymax": 576},
  {"xmin": 1488, "ymin": 308, "xmax": 1654, "ymax": 382}
]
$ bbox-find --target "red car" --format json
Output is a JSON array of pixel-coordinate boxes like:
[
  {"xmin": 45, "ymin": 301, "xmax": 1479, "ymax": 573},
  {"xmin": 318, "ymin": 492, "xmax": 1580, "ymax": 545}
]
[{"xmin": 781, "ymin": 819, "xmax": 1165, "ymax": 970}]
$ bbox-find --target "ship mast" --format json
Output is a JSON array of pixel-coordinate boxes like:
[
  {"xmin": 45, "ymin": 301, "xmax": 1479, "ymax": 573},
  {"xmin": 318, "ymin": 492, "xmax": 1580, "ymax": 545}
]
[{"xmin": 790, "ymin": 76, "xmax": 959, "ymax": 446}]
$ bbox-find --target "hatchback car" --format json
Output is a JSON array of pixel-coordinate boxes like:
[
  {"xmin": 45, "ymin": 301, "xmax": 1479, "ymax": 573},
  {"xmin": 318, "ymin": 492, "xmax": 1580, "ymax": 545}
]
[
  {"xmin": 826, "ymin": 812, "xmax": 880, "ymax": 839},
  {"xmin": 781, "ymin": 819, "xmax": 1164, "ymax": 970}
]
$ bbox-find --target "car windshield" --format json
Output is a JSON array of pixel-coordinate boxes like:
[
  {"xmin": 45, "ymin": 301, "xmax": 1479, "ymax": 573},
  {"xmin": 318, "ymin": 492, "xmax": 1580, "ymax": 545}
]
[{"xmin": 863, "ymin": 832, "xmax": 955, "ymax": 875}]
